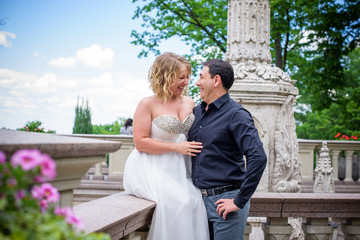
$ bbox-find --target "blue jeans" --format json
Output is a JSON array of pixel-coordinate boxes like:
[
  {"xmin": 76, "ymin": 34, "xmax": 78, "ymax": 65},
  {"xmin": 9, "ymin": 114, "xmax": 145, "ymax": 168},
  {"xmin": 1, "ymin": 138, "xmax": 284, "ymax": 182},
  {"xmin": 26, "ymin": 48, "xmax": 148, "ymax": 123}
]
[{"xmin": 203, "ymin": 189, "xmax": 250, "ymax": 240}]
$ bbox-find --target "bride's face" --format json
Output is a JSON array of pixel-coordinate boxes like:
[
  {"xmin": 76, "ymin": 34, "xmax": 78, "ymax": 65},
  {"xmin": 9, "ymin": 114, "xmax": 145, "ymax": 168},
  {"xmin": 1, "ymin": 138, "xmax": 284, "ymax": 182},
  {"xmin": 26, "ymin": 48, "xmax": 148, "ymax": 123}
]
[{"xmin": 170, "ymin": 65, "xmax": 189, "ymax": 97}]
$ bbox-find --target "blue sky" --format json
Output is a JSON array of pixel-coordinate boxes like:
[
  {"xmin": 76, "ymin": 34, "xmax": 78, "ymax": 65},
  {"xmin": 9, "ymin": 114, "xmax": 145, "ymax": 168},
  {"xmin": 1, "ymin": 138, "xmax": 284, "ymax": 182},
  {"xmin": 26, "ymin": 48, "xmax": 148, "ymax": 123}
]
[{"xmin": 0, "ymin": 0, "xmax": 191, "ymax": 134}]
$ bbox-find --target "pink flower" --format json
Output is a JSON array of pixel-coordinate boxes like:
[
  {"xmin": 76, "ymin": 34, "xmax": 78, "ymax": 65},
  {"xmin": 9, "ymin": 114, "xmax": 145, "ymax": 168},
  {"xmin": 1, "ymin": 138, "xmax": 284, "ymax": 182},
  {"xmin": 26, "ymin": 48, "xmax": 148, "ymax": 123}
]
[
  {"xmin": 27, "ymin": 129, "xmax": 29, "ymax": 131},
  {"xmin": 11, "ymin": 149, "xmax": 42, "ymax": 171},
  {"xmin": 0, "ymin": 151, "xmax": 6, "ymax": 164},
  {"xmin": 31, "ymin": 185, "xmax": 43, "ymax": 199},
  {"xmin": 31, "ymin": 183, "xmax": 60, "ymax": 206},
  {"xmin": 42, "ymin": 183, "xmax": 60, "ymax": 203},
  {"xmin": 334, "ymin": 133, "xmax": 341, "ymax": 138},
  {"xmin": 55, "ymin": 206, "xmax": 84, "ymax": 230},
  {"xmin": 39, "ymin": 154, "xmax": 56, "ymax": 181},
  {"xmin": 15, "ymin": 190, "xmax": 26, "ymax": 201}
]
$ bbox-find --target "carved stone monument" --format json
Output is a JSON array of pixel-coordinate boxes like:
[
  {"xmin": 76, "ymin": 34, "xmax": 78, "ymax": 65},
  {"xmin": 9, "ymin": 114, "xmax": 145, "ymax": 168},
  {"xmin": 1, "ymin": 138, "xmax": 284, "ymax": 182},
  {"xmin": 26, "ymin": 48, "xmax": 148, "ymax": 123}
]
[
  {"xmin": 226, "ymin": 1, "xmax": 303, "ymax": 238},
  {"xmin": 226, "ymin": 0, "xmax": 301, "ymax": 193}
]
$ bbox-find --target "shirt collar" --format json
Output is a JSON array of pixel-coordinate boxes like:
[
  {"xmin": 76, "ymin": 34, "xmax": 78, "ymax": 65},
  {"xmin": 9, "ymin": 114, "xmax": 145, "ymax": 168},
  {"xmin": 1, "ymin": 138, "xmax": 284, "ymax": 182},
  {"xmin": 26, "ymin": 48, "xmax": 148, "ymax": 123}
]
[{"xmin": 200, "ymin": 92, "xmax": 230, "ymax": 111}]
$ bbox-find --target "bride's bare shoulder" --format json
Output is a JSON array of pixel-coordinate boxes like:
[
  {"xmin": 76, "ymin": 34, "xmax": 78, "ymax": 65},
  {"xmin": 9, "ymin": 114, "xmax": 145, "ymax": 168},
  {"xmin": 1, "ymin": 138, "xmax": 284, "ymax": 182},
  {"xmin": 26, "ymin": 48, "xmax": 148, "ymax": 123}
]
[
  {"xmin": 138, "ymin": 95, "xmax": 160, "ymax": 107},
  {"xmin": 183, "ymin": 96, "xmax": 195, "ymax": 108}
]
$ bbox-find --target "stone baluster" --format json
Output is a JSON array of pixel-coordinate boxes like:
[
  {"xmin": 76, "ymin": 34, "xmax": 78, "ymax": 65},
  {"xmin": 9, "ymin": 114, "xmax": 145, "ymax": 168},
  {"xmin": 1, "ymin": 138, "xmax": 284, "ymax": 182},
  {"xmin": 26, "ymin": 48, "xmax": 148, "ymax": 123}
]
[
  {"xmin": 262, "ymin": 217, "xmax": 292, "ymax": 239},
  {"xmin": 345, "ymin": 150, "xmax": 355, "ymax": 181},
  {"xmin": 244, "ymin": 223, "xmax": 252, "ymax": 240},
  {"xmin": 342, "ymin": 218, "xmax": 360, "ymax": 239},
  {"xmin": 302, "ymin": 218, "xmax": 334, "ymax": 240},
  {"xmin": 93, "ymin": 161, "xmax": 104, "ymax": 180},
  {"xmin": 331, "ymin": 150, "xmax": 340, "ymax": 181},
  {"xmin": 122, "ymin": 232, "xmax": 141, "ymax": 240}
]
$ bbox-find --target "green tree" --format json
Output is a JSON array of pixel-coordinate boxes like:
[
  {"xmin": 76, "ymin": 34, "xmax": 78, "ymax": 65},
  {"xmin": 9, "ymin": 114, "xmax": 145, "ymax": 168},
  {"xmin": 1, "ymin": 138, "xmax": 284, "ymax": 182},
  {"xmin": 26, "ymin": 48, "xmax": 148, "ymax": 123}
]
[
  {"xmin": 92, "ymin": 117, "xmax": 128, "ymax": 135},
  {"xmin": 72, "ymin": 97, "xmax": 93, "ymax": 134},
  {"xmin": 295, "ymin": 47, "xmax": 360, "ymax": 140}
]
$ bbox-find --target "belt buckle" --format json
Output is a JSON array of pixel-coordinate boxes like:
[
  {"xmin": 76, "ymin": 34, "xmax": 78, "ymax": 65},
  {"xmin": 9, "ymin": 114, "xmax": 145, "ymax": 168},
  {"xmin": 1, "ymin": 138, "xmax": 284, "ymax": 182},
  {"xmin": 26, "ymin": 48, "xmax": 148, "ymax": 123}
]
[{"xmin": 200, "ymin": 189, "xmax": 208, "ymax": 196}]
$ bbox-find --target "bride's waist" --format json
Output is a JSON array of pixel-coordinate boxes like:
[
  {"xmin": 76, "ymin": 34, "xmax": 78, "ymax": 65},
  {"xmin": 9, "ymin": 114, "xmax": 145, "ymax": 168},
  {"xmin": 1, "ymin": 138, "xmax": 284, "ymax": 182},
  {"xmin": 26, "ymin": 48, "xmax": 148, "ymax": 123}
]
[{"xmin": 150, "ymin": 133, "xmax": 187, "ymax": 142}]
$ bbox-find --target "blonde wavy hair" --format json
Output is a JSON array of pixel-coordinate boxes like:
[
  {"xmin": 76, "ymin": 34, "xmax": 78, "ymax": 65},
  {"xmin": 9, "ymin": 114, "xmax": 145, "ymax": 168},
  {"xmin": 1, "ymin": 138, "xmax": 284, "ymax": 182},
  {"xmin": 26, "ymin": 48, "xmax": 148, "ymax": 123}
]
[{"xmin": 148, "ymin": 52, "xmax": 192, "ymax": 103}]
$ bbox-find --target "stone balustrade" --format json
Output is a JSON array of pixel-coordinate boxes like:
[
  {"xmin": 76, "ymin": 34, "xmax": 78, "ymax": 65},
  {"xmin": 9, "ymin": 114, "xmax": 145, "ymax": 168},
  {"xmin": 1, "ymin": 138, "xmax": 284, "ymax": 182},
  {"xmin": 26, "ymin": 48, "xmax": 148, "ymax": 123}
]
[
  {"xmin": 69, "ymin": 135, "xmax": 360, "ymax": 192},
  {"xmin": 74, "ymin": 192, "xmax": 360, "ymax": 240},
  {"xmin": 298, "ymin": 139, "xmax": 360, "ymax": 184}
]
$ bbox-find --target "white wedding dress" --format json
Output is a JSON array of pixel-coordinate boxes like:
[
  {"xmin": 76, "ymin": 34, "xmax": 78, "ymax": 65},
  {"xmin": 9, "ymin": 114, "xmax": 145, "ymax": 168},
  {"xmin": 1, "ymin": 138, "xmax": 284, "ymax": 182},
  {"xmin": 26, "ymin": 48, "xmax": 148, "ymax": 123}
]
[{"xmin": 124, "ymin": 114, "xmax": 209, "ymax": 240}]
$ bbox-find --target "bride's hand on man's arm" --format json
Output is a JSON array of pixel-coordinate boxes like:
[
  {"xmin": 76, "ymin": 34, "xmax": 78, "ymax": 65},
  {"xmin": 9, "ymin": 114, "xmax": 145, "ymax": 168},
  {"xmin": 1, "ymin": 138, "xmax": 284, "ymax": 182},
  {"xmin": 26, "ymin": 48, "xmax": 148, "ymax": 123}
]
[{"xmin": 174, "ymin": 141, "xmax": 202, "ymax": 156}]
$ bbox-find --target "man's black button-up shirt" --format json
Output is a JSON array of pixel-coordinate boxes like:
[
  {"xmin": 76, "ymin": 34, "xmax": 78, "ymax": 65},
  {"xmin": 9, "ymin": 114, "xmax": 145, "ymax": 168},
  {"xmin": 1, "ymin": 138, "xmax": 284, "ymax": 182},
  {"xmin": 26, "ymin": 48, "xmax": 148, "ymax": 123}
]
[{"xmin": 188, "ymin": 93, "xmax": 267, "ymax": 209}]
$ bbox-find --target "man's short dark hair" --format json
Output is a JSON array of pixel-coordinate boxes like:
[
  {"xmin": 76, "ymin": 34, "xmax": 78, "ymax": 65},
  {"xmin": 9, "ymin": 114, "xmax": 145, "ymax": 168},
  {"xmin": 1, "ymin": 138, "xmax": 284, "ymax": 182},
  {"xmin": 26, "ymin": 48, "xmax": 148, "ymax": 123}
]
[{"xmin": 202, "ymin": 59, "xmax": 234, "ymax": 90}]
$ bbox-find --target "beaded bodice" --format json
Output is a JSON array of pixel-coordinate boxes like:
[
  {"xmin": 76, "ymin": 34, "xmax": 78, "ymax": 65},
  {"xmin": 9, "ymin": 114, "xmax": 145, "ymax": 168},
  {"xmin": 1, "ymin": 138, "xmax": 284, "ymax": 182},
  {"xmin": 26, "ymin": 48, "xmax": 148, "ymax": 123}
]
[{"xmin": 152, "ymin": 113, "xmax": 195, "ymax": 135}]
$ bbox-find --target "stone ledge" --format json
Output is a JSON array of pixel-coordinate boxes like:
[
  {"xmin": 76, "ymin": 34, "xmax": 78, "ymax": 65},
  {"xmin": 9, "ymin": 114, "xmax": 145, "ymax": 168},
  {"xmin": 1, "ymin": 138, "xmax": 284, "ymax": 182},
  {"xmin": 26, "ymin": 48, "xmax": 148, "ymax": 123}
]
[
  {"xmin": 74, "ymin": 192, "xmax": 156, "ymax": 238},
  {"xmin": 250, "ymin": 192, "xmax": 360, "ymax": 218},
  {"xmin": 0, "ymin": 129, "xmax": 121, "ymax": 158}
]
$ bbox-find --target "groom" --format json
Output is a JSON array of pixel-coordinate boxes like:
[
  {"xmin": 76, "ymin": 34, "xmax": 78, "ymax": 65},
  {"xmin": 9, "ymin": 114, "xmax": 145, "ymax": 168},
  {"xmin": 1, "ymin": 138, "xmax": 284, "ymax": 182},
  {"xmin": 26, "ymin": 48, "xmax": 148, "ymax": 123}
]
[{"xmin": 188, "ymin": 59, "xmax": 267, "ymax": 240}]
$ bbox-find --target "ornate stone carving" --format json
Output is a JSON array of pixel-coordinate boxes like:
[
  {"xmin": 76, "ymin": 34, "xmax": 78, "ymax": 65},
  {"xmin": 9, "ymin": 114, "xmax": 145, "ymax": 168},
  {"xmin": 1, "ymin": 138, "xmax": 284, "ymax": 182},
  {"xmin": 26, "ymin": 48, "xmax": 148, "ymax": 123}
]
[
  {"xmin": 289, "ymin": 218, "xmax": 305, "ymax": 240},
  {"xmin": 272, "ymin": 96, "xmax": 301, "ymax": 193},
  {"xmin": 226, "ymin": 0, "xmax": 298, "ymax": 85},
  {"xmin": 313, "ymin": 142, "xmax": 335, "ymax": 193}
]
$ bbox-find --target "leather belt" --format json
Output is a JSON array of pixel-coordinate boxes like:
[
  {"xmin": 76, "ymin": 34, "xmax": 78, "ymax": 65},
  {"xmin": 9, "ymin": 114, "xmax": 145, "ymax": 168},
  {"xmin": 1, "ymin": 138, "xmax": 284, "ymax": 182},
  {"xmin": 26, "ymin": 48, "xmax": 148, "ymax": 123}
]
[{"xmin": 200, "ymin": 183, "xmax": 241, "ymax": 197}]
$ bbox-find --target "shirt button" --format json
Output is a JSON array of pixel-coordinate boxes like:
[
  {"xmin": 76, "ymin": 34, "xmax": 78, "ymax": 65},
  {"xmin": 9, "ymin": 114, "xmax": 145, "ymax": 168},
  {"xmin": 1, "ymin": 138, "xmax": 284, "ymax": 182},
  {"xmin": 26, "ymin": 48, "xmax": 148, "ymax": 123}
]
[{"xmin": 200, "ymin": 126, "xmax": 202, "ymax": 128}]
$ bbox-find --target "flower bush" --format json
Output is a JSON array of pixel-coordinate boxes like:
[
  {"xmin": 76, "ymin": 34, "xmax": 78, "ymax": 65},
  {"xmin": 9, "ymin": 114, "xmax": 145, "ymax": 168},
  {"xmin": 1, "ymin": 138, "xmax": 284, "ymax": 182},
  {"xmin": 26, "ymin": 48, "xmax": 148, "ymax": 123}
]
[
  {"xmin": 0, "ymin": 149, "xmax": 110, "ymax": 240},
  {"xmin": 334, "ymin": 132, "xmax": 359, "ymax": 141},
  {"xmin": 17, "ymin": 120, "xmax": 56, "ymax": 133}
]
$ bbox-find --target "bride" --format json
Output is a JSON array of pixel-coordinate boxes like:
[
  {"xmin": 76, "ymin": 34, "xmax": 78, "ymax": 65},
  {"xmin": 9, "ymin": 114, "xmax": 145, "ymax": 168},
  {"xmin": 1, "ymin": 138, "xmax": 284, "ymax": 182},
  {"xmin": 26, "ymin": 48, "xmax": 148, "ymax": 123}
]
[{"xmin": 123, "ymin": 52, "xmax": 209, "ymax": 240}]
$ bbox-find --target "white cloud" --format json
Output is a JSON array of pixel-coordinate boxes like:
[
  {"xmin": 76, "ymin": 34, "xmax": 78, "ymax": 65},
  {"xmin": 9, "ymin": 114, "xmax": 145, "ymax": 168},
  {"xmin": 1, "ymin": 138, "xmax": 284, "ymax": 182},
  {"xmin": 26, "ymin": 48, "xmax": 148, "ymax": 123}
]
[
  {"xmin": 0, "ymin": 69, "xmax": 36, "ymax": 88},
  {"xmin": 76, "ymin": 44, "xmax": 114, "ymax": 69},
  {"xmin": 0, "ymin": 31, "xmax": 16, "ymax": 47},
  {"xmin": 88, "ymin": 72, "xmax": 113, "ymax": 87},
  {"xmin": 48, "ymin": 57, "xmax": 76, "ymax": 68},
  {"xmin": 0, "ymin": 67, "xmax": 152, "ymax": 134}
]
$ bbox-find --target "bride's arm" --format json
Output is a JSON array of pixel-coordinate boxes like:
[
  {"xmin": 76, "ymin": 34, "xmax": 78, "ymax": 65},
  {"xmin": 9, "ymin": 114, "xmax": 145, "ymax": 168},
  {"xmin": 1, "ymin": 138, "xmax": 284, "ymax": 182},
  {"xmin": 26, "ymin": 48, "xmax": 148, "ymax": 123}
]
[{"xmin": 133, "ymin": 97, "xmax": 201, "ymax": 155}]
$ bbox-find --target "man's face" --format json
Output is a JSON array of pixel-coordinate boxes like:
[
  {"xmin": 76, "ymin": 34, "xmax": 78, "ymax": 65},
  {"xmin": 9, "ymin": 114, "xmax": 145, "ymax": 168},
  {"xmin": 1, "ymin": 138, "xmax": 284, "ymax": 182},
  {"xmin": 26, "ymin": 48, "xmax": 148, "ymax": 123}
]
[{"xmin": 196, "ymin": 66, "xmax": 215, "ymax": 103}]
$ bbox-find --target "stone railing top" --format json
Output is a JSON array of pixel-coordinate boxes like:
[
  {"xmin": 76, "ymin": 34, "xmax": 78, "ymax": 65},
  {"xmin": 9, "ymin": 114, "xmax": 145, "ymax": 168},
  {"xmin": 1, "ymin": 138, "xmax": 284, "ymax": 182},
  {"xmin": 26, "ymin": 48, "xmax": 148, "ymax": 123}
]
[
  {"xmin": 250, "ymin": 192, "xmax": 360, "ymax": 218},
  {"xmin": 74, "ymin": 192, "xmax": 156, "ymax": 239},
  {"xmin": 298, "ymin": 138, "xmax": 360, "ymax": 150},
  {"xmin": 63, "ymin": 134, "xmax": 134, "ymax": 140},
  {"xmin": 0, "ymin": 129, "xmax": 122, "ymax": 158}
]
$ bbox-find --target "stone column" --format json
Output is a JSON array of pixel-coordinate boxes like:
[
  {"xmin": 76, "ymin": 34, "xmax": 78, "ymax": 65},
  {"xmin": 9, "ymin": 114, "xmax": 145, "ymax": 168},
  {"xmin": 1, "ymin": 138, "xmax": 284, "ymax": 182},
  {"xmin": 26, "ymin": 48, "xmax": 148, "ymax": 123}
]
[{"xmin": 226, "ymin": 0, "xmax": 301, "ymax": 193}]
